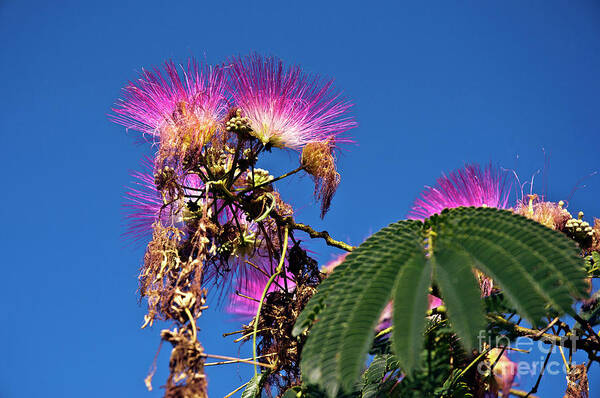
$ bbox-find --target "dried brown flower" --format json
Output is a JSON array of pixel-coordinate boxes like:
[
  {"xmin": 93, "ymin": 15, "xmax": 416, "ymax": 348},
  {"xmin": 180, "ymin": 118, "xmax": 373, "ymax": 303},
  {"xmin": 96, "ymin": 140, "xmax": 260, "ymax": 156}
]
[
  {"xmin": 161, "ymin": 328, "xmax": 208, "ymax": 398},
  {"xmin": 514, "ymin": 196, "xmax": 571, "ymax": 230},
  {"xmin": 140, "ymin": 223, "xmax": 184, "ymax": 326},
  {"xmin": 301, "ymin": 141, "xmax": 340, "ymax": 218},
  {"xmin": 592, "ymin": 218, "xmax": 600, "ymax": 252},
  {"xmin": 565, "ymin": 364, "xmax": 589, "ymax": 398}
]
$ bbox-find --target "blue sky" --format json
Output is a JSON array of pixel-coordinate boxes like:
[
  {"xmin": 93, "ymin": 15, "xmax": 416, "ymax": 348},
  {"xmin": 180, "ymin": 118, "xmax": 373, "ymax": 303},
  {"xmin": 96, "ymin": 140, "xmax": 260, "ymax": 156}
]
[{"xmin": 1, "ymin": 1, "xmax": 599, "ymax": 396}]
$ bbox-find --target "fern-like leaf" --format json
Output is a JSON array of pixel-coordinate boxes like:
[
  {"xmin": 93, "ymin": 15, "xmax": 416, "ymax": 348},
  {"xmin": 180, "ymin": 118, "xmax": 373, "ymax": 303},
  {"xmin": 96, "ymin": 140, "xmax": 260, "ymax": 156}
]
[
  {"xmin": 298, "ymin": 220, "xmax": 424, "ymax": 396},
  {"xmin": 434, "ymin": 207, "xmax": 586, "ymax": 325},
  {"xmin": 433, "ymin": 244, "xmax": 485, "ymax": 352},
  {"xmin": 297, "ymin": 207, "xmax": 587, "ymax": 397},
  {"xmin": 391, "ymin": 254, "xmax": 430, "ymax": 375}
]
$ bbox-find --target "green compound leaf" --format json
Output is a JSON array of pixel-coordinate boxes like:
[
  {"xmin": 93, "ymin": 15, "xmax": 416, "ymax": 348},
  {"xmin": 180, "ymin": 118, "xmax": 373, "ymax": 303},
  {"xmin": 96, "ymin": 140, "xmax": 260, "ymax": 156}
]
[
  {"xmin": 433, "ymin": 207, "xmax": 587, "ymax": 325},
  {"xmin": 296, "ymin": 207, "xmax": 587, "ymax": 397},
  {"xmin": 241, "ymin": 373, "xmax": 266, "ymax": 398},
  {"xmin": 391, "ymin": 254, "xmax": 431, "ymax": 376},
  {"xmin": 297, "ymin": 220, "xmax": 425, "ymax": 397},
  {"xmin": 281, "ymin": 387, "xmax": 302, "ymax": 398}
]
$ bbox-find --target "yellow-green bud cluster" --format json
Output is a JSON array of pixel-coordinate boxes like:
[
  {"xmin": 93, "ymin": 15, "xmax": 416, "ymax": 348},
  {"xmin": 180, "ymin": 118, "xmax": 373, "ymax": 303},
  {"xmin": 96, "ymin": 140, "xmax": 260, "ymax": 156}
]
[
  {"xmin": 205, "ymin": 146, "xmax": 234, "ymax": 178},
  {"xmin": 216, "ymin": 241, "xmax": 233, "ymax": 257},
  {"xmin": 225, "ymin": 109, "xmax": 252, "ymax": 135},
  {"xmin": 565, "ymin": 210, "xmax": 595, "ymax": 244}
]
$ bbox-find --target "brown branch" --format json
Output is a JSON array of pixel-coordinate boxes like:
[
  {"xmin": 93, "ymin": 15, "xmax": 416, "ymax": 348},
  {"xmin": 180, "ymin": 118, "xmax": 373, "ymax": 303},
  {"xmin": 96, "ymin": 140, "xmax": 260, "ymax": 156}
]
[
  {"xmin": 534, "ymin": 316, "xmax": 560, "ymax": 338},
  {"xmin": 488, "ymin": 314, "xmax": 600, "ymax": 354},
  {"xmin": 524, "ymin": 349, "xmax": 552, "ymax": 397},
  {"xmin": 280, "ymin": 217, "xmax": 354, "ymax": 252},
  {"xmin": 573, "ymin": 313, "xmax": 600, "ymax": 344}
]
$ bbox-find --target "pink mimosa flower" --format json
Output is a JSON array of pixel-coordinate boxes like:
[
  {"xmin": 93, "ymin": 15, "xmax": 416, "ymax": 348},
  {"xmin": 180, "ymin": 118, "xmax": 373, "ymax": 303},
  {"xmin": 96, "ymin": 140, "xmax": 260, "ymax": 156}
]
[
  {"xmin": 111, "ymin": 59, "xmax": 227, "ymax": 145},
  {"xmin": 489, "ymin": 348, "xmax": 518, "ymax": 397},
  {"xmin": 226, "ymin": 54, "xmax": 356, "ymax": 149},
  {"xmin": 408, "ymin": 163, "xmax": 511, "ymax": 220},
  {"xmin": 428, "ymin": 295, "xmax": 443, "ymax": 309},
  {"xmin": 321, "ymin": 253, "xmax": 348, "ymax": 274}
]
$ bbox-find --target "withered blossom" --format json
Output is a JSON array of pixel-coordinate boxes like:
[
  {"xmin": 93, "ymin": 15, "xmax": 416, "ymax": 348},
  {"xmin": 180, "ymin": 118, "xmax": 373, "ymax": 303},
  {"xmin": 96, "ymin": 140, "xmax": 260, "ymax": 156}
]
[{"xmin": 301, "ymin": 140, "xmax": 341, "ymax": 218}]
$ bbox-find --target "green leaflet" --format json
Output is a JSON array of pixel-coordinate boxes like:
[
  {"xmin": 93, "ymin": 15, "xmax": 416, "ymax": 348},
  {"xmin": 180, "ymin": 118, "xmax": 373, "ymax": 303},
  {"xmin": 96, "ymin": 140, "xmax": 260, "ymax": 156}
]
[
  {"xmin": 242, "ymin": 373, "xmax": 266, "ymax": 398},
  {"xmin": 296, "ymin": 207, "xmax": 587, "ymax": 397},
  {"xmin": 361, "ymin": 354, "xmax": 399, "ymax": 398},
  {"xmin": 391, "ymin": 254, "xmax": 431, "ymax": 376},
  {"xmin": 298, "ymin": 220, "xmax": 424, "ymax": 397},
  {"xmin": 433, "ymin": 244, "xmax": 485, "ymax": 353},
  {"xmin": 293, "ymin": 220, "xmax": 424, "ymax": 338}
]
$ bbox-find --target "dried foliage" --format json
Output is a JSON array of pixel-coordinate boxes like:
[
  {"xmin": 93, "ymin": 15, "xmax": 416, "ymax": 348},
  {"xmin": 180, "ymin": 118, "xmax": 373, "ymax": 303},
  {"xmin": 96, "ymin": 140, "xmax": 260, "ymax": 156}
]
[
  {"xmin": 565, "ymin": 364, "xmax": 589, "ymax": 398},
  {"xmin": 161, "ymin": 328, "xmax": 208, "ymax": 398}
]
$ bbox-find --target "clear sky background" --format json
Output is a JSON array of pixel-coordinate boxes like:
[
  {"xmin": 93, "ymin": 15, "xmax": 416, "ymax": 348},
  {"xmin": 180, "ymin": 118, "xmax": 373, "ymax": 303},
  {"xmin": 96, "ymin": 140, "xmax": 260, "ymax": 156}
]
[{"xmin": 1, "ymin": 1, "xmax": 599, "ymax": 397}]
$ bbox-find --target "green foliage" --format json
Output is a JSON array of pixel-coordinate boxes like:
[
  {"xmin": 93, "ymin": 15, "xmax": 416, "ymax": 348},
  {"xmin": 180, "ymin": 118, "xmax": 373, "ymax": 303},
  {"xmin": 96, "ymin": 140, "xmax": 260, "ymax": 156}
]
[
  {"xmin": 434, "ymin": 207, "xmax": 587, "ymax": 322},
  {"xmin": 295, "ymin": 220, "xmax": 425, "ymax": 397},
  {"xmin": 296, "ymin": 207, "xmax": 587, "ymax": 397},
  {"xmin": 280, "ymin": 386, "xmax": 327, "ymax": 398},
  {"xmin": 434, "ymin": 369, "xmax": 475, "ymax": 398},
  {"xmin": 483, "ymin": 293, "xmax": 514, "ymax": 314},
  {"xmin": 586, "ymin": 251, "xmax": 600, "ymax": 278},
  {"xmin": 362, "ymin": 321, "xmax": 469, "ymax": 398},
  {"xmin": 290, "ymin": 320, "xmax": 479, "ymax": 397},
  {"xmin": 360, "ymin": 354, "xmax": 398, "ymax": 398},
  {"xmin": 577, "ymin": 287, "xmax": 600, "ymax": 329},
  {"xmin": 431, "ymin": 244, "xmax": 485, "ymax": 353},
  {"xmin": 242, "ymin": 373, "xmax": 267, "ymax": 398},
  {"xmin": 281, "ymin": 388, "xmax": 302, "ymax": 398},
  {"xmin": 391, "ymin": 254, "xmax": 430, "ymax": 374}
]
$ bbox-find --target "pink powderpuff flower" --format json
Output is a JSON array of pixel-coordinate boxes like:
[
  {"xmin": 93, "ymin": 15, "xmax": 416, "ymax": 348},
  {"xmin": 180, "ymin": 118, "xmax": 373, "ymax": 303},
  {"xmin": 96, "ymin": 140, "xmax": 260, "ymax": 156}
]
[
  {"xmin": 123, "ymin": 156, "xmax": 203, "ymax": 245},
  {"xmin": 488, "ymin": 348, "xmax": 518, "ymax": 397},
  {"xmin": 111, "ymin": 59, "xmax": 228, "ymax": 146},
  {"xmin": 226, "ymin": 272, "xmax": 296, "ymax": 319},
  {"xmin": 321, "ymin": 253, "xmax": 348, "ymax": 274},
  {"xmin": 408, "ymin": 163, "xmax": 512, "ymax": 220},
  {"xmin": 225, "ymin": 53, "xmax": 356, "ymax": 149}
]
